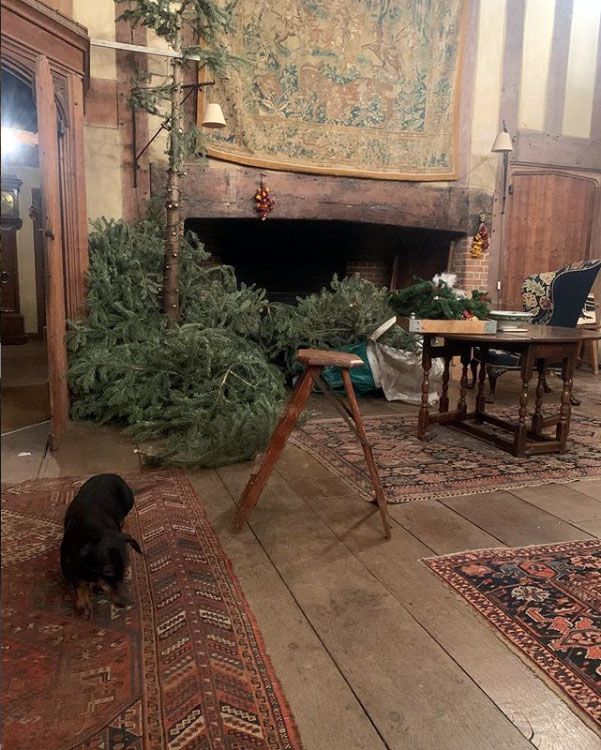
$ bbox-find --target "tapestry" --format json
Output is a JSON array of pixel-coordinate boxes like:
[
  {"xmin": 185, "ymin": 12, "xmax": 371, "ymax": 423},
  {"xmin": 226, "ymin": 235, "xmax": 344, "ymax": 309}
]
[
  {"xmin": 1, "ymin": 472, "xmax": 303, "ymax": 750},
  {"xmin": 206, "ymin": 0, "xmax": 466, "ymax": 180},
  {"xmin": 425, "ymin": 540, "xmax": 601, "ymax": 729},
  {"xmin": 291, "ymin": 411, "xmax": 601, "ymax": 503}
]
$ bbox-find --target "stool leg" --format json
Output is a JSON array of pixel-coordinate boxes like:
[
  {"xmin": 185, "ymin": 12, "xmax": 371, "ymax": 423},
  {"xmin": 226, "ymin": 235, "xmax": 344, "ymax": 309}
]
[
  {"xmin": 341, "ymin": 369, "xmax": 391, "ymax": 539},
  {"xmin": 232, "ymin": 366, "xmax": 318, "ymax": 532}
]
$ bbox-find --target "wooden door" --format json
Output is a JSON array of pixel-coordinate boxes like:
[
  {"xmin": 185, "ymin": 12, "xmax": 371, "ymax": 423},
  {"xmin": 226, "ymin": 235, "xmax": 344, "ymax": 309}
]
[
  {"xmin": 36, "ymin": 55, "xmax": 69, "ymax": 449},
  {"xmin": 501, "ymin": 171, "xmax": 597, "ymax": 309},
  {"xmin": 31, "ymin": 187, "xmax": 47, "ymax": 336}
]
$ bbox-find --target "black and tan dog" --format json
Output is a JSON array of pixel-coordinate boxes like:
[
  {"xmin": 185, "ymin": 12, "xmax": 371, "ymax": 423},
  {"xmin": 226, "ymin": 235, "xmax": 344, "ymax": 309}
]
[{"xmin": 60, "ymin": 474, "xmax": 142, "ymax": 618}]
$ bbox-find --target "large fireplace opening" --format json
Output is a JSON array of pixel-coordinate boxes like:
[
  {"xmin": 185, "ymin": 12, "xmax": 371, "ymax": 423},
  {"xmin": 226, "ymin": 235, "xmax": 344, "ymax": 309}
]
[{"xmin": 185, "ymin": 217, "xmax": 460, "ymax": 304}]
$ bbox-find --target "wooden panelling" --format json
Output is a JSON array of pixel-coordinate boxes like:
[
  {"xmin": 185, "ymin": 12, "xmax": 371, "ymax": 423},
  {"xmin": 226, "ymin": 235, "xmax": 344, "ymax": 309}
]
[
  {"xmin": 59, "ymin": 74, "xmax": 88, "ymax": 320},
  {"xmin": 84, "ymin": 78, "xmax": 119, "ymax": 128},
  {"xmin": 501, "ymin": 170, "xmax": 597, "ymax": 309},
  {"xmin": 1, "ymin": 0, "xmax": 89, "ymax": 86},
  {"xmin": 36, "ymin": 55, "xmax": 70, "ymax": 449}
]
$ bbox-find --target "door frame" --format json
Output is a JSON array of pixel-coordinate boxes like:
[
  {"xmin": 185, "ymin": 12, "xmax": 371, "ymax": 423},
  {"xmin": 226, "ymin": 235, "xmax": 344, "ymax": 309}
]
[
  {"xmin": 1, "ymin": 0, "xmax": 90, "ymax": 447},
  {"xmin": 1, "ymin": 0, "xmax": 89, "ymax": 321}
]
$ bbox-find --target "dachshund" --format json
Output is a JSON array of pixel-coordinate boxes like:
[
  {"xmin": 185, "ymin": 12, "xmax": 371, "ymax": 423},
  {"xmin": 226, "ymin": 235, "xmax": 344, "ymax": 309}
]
[{"xmin": 60, "ymin": 474, "xmax": 142, "ymax": 618}]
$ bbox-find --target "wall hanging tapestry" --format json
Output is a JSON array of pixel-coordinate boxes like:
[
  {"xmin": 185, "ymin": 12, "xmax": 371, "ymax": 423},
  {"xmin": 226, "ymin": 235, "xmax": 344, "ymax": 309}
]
[
  {"xmin": 1, "ymin": 471, "xmax": 302, "ymax": 750},
  {"xmin": 424, "ymin": 540, "xmax": 601, "ymax": 730},
  {"xmin": 205, "ymin": 0, "xmax": 466, "ymax": 180},
  {"xmin": 291, "ymin": 411, "xmax": 601, "ymax": 503}
]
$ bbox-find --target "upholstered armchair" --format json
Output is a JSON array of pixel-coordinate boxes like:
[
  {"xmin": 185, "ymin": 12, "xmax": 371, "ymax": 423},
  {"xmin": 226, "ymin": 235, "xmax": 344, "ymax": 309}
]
[{"xmin": 469, "ymin": 259, "xmax": 601, "ymax": 401}]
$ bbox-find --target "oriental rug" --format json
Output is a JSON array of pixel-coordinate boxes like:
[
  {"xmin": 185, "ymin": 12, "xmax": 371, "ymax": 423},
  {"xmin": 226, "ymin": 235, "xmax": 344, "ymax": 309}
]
[
  {"xmin": 291, "ymin": 411, "xmax": 601, "ymax": 503},
  {"xmin": 1, "ymin": 471, "xmax": 302, "ymax": 750},
  {"xmin": 424, "ymin": 540, "xmax": 601, "ymax": 729},
  {"xmin": 206, "ymin": 0, "xmax": 465, "ymax": 179}
]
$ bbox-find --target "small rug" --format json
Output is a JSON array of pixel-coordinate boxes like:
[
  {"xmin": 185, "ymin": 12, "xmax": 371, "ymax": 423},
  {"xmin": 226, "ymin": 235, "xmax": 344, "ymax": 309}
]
[
  {"xmin": 424, "ymin": 540, "xmax": 601, "ymax": 729},
  {"xmin": 291, "ymin": 411, "xmax": 601, "ymax": 503},
  {"xmin": 1, "ymin": 472, "xmax": 302, "ymax": 750}
]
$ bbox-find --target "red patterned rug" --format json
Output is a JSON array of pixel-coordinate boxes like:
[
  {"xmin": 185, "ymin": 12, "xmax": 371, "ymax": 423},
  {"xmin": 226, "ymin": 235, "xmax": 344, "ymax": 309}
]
[
  {"xmin": 424, "ymin": 540, "xmax": 601, "ymax": 729},
  {"xmin": 291, "ymin": 411, "xmax": 601, "ymax": 503},
  {"xmin": 1, "ymin": 471, "xmax": 302, "ymax": 750}
]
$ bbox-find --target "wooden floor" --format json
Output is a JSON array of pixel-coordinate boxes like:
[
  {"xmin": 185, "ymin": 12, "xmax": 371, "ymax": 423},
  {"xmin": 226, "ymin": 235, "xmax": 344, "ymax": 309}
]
[{"xmin": 2, "ymin": 370, "xmax": 601, "ymax": 749}]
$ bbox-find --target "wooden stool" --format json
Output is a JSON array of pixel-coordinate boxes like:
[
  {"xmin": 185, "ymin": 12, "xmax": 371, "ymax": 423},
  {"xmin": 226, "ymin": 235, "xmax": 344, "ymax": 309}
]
[{"xmin": 232, "ymin": 348, "xmax": 391, "ymax": 538}]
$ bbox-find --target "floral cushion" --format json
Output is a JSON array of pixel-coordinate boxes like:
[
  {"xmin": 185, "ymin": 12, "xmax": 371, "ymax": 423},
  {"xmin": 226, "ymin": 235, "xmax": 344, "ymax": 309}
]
[{"xmin": 521, "ymin": 259, "xmax": 601, "ymax": 326}]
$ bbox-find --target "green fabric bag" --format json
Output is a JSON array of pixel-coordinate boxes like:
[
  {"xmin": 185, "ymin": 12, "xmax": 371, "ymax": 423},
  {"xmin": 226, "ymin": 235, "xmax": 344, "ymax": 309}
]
[{"xmin": 321, "ymin": 342, "xmax": 376, "ymax": 395}]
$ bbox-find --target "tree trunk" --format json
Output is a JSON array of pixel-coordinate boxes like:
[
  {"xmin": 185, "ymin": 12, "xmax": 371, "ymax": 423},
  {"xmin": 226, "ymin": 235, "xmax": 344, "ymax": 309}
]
[{"xmin": 162, "ymin": 22, "xmax": 183, "ymax": 323}]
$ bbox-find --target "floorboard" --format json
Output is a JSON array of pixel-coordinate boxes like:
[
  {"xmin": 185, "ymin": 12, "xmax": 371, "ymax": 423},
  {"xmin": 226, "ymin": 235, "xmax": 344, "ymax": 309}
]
[
  {"xmin": 277, "ymin": 449, "xmax": 600, "ymax": 750},
  {"xmin": 442, "ymin": 491, "xmax": 594, "ymax": 547},
  {"xmin": 509, "ymin": 483, "xmax": 601, "ymax": 524},
  {"xmin": 218, "ymin": 462, "xmax": 537, "ymax": 750},
  {"xmin": 187, "ymin": 468, "xmax": 388, "ymax": 750},
  {"xmin": 2, "ymin": 371, "xmax": 600, "ymax": 749}
]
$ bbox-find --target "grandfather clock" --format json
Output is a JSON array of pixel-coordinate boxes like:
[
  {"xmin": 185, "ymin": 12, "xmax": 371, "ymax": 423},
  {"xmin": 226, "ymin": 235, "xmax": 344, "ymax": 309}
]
[{"xmin": 1, "ymin": 175, "xmax": 27, "ymax": 344}]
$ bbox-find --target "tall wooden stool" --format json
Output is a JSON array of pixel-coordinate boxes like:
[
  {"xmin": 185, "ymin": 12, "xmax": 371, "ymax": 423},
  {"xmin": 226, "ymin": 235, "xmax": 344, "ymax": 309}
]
[{"xmin": 232, "ymin": 348, "xmax": 392, "ymax": 538}]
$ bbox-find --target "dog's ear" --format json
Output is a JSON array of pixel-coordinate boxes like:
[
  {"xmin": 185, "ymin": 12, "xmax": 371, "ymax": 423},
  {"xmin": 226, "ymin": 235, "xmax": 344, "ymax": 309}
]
[{"xmin": 122, "ymin": 534, "xmax": 143, "ymax": 554}]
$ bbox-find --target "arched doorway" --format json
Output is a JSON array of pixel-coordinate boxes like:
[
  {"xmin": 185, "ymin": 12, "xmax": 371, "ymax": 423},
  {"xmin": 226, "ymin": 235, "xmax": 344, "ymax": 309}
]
[{"xmin": 1, "ymin": 0, "xmax": 90, "ymax": 449}]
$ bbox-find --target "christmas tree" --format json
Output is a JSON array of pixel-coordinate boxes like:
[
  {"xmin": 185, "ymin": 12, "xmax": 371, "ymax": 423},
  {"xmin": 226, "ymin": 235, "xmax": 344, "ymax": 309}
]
[
  {"xmin": 68, "ymin": 216, "xmax": 285, "ymax": 466},
  {"xmin": 389, "ymin": 276, "xmax": 491, "ymax": 320}
]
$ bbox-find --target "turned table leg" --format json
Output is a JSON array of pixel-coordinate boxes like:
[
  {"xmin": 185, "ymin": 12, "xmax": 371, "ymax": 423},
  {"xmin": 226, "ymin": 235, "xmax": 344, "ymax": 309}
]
[
  {"xmin": 475, "ymin": 346, "xmax": 489, "ymax": 421},
  {"xmin": 556, "ymin": 346, "xmax": 577, "ymax": 451},
  {"xmin": 532, "ymin": 361, "xmax": 546, "ymax": 434},
  {"xmin": 418, "ymin": 336, "xmax": 433, "ymax": 440},
  {"xmin": 457, "ymin": 348, "xmax": 471, "ymax": 419},
  {"xmin": 513, "ymin": 348, "xmax": 535, "ymax": 456}
]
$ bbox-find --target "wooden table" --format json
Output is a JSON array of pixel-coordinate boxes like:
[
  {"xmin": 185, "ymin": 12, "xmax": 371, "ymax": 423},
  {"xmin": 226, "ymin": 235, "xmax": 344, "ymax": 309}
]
[{"xmin": 418, "ymin": 326, "xmax": 601, "ymax": 457}]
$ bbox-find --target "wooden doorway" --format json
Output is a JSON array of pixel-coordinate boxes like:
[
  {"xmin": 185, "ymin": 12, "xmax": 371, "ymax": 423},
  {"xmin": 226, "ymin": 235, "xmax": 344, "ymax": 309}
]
[
  {"xmin": 35, "ymin": 55, "xmax": 70, "ymax": 449},
  {"xmin": 1, "ymin": 0, "xmax": 89, "ymax": 448},
  {"xmin": 500, "ymin": 170, "xmax": 598, "ymax": 309}
]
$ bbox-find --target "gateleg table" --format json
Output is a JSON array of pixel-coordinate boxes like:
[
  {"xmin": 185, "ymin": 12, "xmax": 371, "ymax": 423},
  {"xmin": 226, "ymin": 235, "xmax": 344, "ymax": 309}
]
[{"xmin": 417, "ymin": 326, "xmax": 601, "ymax": 457}]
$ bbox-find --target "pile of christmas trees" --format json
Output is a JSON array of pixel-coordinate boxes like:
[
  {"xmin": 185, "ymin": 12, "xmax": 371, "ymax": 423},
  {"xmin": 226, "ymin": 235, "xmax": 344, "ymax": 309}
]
[
  {"xmin": 69, "ymin": 217, "xmax": 419, "ymax": 467},
  {"xmin": 68, "ymin": 217, "xmax": 285, "ymax": 467}
]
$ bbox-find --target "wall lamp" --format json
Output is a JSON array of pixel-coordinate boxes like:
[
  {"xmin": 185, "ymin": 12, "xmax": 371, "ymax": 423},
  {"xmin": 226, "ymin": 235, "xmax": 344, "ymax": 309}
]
[{"xmin": 491, "ymin": 121, "xmax": 513, "ymax": 215}]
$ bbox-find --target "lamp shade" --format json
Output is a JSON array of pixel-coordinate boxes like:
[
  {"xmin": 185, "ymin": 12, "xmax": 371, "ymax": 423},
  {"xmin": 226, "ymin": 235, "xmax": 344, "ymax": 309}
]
[
  {"xmin": 202, "ymin": 103, "xmax": 226, "ymax": 129},
  {"xmin": 491, "ymin": 130, "xmax": 513, "ymax": 153}
]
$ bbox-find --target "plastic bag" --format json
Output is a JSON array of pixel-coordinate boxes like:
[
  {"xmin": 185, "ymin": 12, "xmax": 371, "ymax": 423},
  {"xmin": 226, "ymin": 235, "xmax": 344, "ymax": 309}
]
[
  {"xmin": 321, "ymin": 341, "xmax": 376, "ymax": 395},
  {"xmin": 366, "ymin": 318, "xmax": 443, "ymax": 404}
]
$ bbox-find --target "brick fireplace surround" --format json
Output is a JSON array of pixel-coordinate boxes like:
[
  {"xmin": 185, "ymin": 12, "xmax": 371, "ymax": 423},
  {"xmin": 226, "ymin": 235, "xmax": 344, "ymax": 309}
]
[{"xmin": 152, "ymin": 164, "xmax": 494, "ymax": 299}]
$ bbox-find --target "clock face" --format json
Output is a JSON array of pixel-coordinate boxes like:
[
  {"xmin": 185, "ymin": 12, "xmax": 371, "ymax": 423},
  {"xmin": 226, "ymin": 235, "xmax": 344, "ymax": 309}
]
[{"xmin": 1, "ymin": 188, "xmax": 17, "ymax": 217}]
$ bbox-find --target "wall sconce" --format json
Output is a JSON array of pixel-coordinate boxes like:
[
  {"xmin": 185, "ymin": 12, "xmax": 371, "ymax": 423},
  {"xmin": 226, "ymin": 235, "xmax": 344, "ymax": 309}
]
[
  {"xmin": 201, "ymin": 102, "xmax": 226, "ymax": 129},
  {"xmin": 132, "ymin": 81, "xmax": 225, "ymax": 184},
  {"xmin": 491, "ymin": 121, "xmax": 513, "ymax": 215}
]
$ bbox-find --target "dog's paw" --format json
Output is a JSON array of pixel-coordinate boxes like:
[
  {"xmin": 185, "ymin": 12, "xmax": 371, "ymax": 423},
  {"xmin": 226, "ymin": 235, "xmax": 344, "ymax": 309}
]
[{"xmin": 75, "ymin": 601, "xmax": 92, "ymax": 619}]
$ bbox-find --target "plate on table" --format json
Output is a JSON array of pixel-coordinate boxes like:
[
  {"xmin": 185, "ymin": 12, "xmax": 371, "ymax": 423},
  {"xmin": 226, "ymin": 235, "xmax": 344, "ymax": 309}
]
[{"xmin": 488, "ymin": 310, "xmax": 534, "ymax": 331}]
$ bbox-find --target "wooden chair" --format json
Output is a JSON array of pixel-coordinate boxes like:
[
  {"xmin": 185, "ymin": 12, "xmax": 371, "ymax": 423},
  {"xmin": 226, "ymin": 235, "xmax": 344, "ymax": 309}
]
[{"xmin": 232, "ymin": 348, "xmax": 392, "ymax": 538}]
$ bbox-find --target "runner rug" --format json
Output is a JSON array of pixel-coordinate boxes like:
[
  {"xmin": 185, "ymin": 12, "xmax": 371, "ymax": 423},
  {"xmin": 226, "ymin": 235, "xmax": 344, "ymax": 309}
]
[
  {"xmin": 1, "ymin": 471, "xmax": 302, "ymax": 750},
  {"xmin": 291, "ymin": 411, "xmax": 601, "ymax": 503},
  {"xmin": 424, "ymin": 540, "xmax": 601, "ymax": 729}
]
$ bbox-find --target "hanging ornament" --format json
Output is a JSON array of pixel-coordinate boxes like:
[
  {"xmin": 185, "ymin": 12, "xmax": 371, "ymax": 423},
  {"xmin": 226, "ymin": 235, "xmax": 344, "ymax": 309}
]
[
  {"xmin": 471, "ymin": 214, "xmax": 490, "ymax": 258},
  {"xmin": 254, "ymin": 178, "xmax": 275, "ymax": 221}
]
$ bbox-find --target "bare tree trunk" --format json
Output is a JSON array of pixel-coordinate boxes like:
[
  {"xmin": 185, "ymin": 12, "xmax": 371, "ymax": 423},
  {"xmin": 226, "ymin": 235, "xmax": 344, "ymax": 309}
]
[{"xmin": 163, "ymin": 22, "xmax": 183, "ymax": 323}]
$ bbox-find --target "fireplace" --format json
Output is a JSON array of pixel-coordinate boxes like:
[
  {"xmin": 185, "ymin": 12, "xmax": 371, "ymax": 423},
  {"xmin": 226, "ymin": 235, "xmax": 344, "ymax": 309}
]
[
  {"xmin": 153, "ymin": 163, "xmax": 494, "ymax": 298},
  {"xmin": 184, "ymin": 216, "xmax": 457, "ymax": 303}
]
